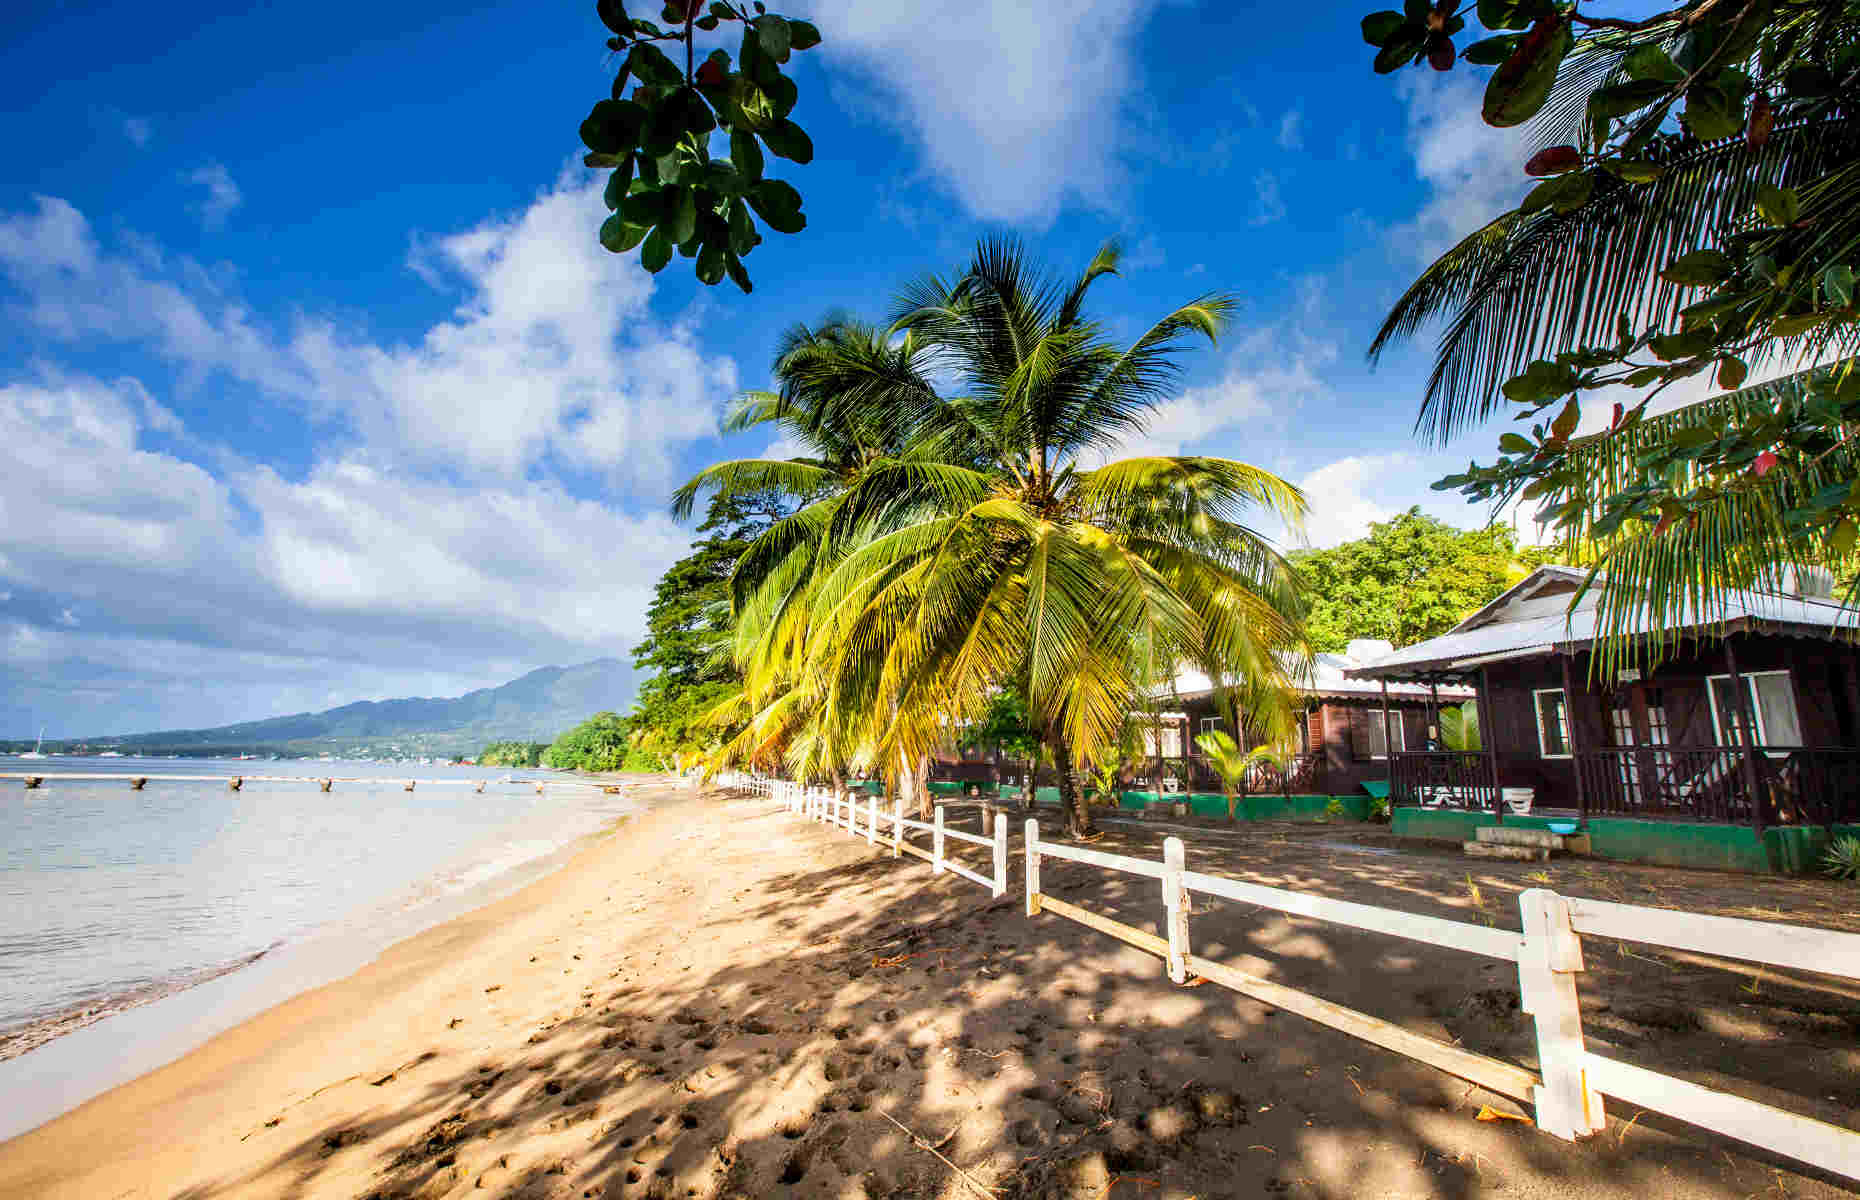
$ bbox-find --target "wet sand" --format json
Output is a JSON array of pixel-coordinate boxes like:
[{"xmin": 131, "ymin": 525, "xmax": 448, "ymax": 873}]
[{"xmin": 0, "ymin": 784, "xmax": 1853, "ymax": 1199}]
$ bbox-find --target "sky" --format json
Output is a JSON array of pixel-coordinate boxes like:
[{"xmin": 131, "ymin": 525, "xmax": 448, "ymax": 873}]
[{"xmin": 0, "ymin": 0, "xmax": 1554, "ymax": 737}]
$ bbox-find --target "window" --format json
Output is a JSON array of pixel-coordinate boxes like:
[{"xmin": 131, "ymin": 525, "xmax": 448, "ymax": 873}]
[
  {"xmin": 1534, "ymin": 688, "xmax": 1571, "ymax": 758},
  {"xmin": 1362, "ymin": 709, "xmax": 1404, "ymax": 759},
  {"xmin": 1708, "ymin": 670, "xmax": 1803, "ymax": 748},
  {"xmin": 1141, "ymin": 724, "xmax": 1184, "ymax": 757}
]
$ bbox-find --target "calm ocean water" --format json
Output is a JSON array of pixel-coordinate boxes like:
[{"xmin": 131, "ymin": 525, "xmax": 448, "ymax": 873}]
[{"xmin": 0, "ymin": 758, "xmax": 642, "ymax": 1071}]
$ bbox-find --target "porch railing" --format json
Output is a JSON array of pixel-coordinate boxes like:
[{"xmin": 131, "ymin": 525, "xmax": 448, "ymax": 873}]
[
  {"xmin": 1576, "ymin": 746, "xmax": 1860, "ymax": 826},
  {"xmin": 1390, "ymin": 751, "xmax": 1498, "ymax": 811}
]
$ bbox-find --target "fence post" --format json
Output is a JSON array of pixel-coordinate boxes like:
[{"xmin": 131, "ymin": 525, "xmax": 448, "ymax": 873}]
[
  {"xmin": 1518, "ymin": 888, "xmax": 1605, "ymax": 1140},
  {"xmin": 891, "ymin": 792, "xmax": 902, "ymax": 857},
  {"xmin": 1162, "ymin": 837, "xmax": 1191, "ymax": 985},
  {"xmin": 866, "ymin": 794, "xmax": 877, "ymax": 846},
  {"xmin": 992, "ymin": 811, "xmax": 1009, "ymax": 897},
  {"xmin": 933, "ymin": 806, "xmax": 946, "ymax": 874},
  {"xmin": 1023, "ymin": 819, "xmax": 1042, "ymax": 915}
]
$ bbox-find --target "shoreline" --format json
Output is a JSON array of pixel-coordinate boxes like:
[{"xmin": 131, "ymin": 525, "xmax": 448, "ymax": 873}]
[{"xmin": 0, "ymin": 774, "xmax": 651, "ymax": 1144}]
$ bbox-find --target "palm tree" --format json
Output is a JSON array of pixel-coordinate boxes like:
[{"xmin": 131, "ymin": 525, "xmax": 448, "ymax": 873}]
[{"xmin": 798, "ymin": 239, "xmax": 1311, "ymax": 836}]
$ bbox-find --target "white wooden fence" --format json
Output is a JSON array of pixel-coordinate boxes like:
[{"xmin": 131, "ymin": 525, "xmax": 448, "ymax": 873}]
[
  {"xmin": 722, "ymin": 773, "xmax": 1008, "ymax": 898},
  {"xmin": 719, "ymin": 773, "xmax": 1860, "ymax": 1182}
]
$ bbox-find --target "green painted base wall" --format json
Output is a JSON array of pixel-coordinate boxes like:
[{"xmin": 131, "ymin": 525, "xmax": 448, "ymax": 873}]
[
  {"xmin": 1112, "ymin": 792, "xmax": 1370, "ymax": 823},
  {"xmin": 1391, "ymin": 808, "xmax": 1860, "ymax": 874}
]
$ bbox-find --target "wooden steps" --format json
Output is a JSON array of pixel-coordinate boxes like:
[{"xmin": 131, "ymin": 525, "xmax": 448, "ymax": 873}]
[{"xmin": 1462, "ymin": 824, "xmax": 1590, "ymax": 861}]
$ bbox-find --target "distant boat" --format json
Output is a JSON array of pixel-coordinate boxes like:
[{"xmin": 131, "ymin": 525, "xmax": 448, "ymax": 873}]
[
  {"xmin": 98, "ymin": 751, "xmax": 123, "ymax": 757},
  {"xmin": 18, "ymin": 727, "xmax": 47, "ymax": 760}
]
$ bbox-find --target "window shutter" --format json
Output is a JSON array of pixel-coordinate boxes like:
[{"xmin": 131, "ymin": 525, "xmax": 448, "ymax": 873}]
[{"xmin": 1306, "ymin": 707, "xmax": 1323, "ymax": 755}]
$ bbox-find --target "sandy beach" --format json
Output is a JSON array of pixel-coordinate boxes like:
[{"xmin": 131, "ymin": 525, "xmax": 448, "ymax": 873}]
[{"xmin": 1, "ymin": 781, "xmax": 1854, "ymax": 1199}]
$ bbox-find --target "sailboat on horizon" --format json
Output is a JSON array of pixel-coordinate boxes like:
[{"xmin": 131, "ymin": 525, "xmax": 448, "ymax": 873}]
[{"xmin": 18, "ymin": 727, "xmax": 48, "ymax": 759}]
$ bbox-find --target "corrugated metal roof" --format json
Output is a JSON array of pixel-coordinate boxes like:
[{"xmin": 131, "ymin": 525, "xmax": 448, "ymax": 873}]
[
  {"xmin": 1345, "ymin": 565, "xmax": 1859, "ymax": 680},
  {"xmin": 1165, "ymin": 650, "xmax": 1474, "ymax": 702}
]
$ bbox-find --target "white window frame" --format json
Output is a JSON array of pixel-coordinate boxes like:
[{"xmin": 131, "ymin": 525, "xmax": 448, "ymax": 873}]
[
  {"xmin": 1706, "ymin": 669, "xmax": 1799, "ymax": 749},
  {"xmin": 1365, "ymin": 709, "xmax": 1405, "ymax": 759},
  {"xmin": 1533, "ymin": 687, "xmax": 1572, "ymax": 759}
]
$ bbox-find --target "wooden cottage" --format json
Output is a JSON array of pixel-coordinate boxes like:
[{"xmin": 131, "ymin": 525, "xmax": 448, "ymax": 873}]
[
  {"xmin": 1152, "ymin": 641, "xmax": 1476, "ymax": 798},
  {"xmin": 1345, "ymin": 565, "xmax": 1860, "ymax": 870}
]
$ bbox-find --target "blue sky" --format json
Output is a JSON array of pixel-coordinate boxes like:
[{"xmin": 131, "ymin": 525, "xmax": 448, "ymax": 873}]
[{"xmin": 1, "ymin": 0, "xmax": 1549, "ymax": 736}]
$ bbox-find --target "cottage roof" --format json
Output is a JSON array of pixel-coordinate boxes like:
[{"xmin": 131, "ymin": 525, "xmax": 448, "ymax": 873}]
[
  {"xmin": 1165, "ymin": 642, "xmax": 1474, "ymax": 703},
  {"xmin": 1343, "ymin": 564, "xmax": 1859, "ymax": 681}
]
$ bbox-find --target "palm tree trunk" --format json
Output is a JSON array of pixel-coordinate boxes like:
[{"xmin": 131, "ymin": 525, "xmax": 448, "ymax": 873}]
[
  {"xmin": 830, "ymin": 764, "xmax": 848, "ymax": 806},
  {"xmin": 1051, "ymin": 733, "xmax": 1093, "ymax": 837},
  {"xmin": 914, "ymin": 753, "xmax": 932, "ymax": 819}
]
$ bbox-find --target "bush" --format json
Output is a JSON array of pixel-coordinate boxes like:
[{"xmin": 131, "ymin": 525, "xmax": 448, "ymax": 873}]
[{"xmin": 1822, "ymin": 835, "xmax": 1860, "ymax": 880}]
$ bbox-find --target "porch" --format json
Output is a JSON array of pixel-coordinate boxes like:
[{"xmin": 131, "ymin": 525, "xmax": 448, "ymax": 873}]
[{"xmin": 1391, "ymin": 745, "xmax": 1860, "ymax": 827}]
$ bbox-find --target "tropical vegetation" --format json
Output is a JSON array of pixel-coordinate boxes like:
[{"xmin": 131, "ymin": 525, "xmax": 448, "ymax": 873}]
[
  {"xmin": 680, "ymin": 239, "xmax": 1313, "ymax": 836},
  {"xmin": 477, "ymin": 740, "xmax": 548, "ymax": 768},
  {"xmin": 1289, "ymin": 508, "xmax": 1563, "ymax": 651},
  {"xmin": 1361, "ymin": 0, "xmax": 1860, "ymax": 670}
]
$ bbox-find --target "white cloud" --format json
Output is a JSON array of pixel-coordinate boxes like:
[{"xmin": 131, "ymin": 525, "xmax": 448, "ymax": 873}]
[
  {"xmin": 1390, "ymin": 71, "xmax": 1531, "ymax": 261},
  {"xmin": 1296, "ymin": 453, "xmax": 1420, "ymax": 547},
  {"xmin": 184, "ymin": 163, "xmax": 243, "ymax": 230},
  {"xmin": 1277, "ymin": 108, "xmax": 1303, "ymax": 151},
  {"xmin": 123, "ymin": 116, "xmax": 152, "ymax": 147},
  {"xmin": 0, "ymin": 179, "xmax": 735, "ymax": 489},
  {"xmin": 811, "ymin": 0, "xmax": 1158, "ymax": 225},
  {"xmin": 1250, "ymin": 170, "xmax": 1286, "ymax": 226},
  {"xmin": 0, "ymin": 372, "xmax": 690, "ymax": 734}
]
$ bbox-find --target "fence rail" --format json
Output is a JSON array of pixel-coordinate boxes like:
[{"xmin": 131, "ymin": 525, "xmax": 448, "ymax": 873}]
[{"xmin": 720, "ymin": 772, "xmax": 1860, "ymax": 1182}]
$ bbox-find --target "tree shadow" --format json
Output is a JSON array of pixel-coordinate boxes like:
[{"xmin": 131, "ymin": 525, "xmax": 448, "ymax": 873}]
[{"xmin": 173, "ymin": 796, "xmax": 1859, "ymax": 1199}]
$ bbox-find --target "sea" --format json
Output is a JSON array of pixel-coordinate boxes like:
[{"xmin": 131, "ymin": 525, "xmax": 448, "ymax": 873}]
[{"xmin": 0, "ymin": 756, "xmax": 647, "ymax": 1141}]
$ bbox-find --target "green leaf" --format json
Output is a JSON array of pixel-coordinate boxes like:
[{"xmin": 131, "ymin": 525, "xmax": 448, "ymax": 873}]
[
  {"xmin": 1484, "ymin": 19, "xmax": 1572, "ymax": 127},
  {"xmin": 1520, "ymin": 172, "xmax": 1592, "ymax": 215},
  {"xmin": 730, "ymin": 130, "xmax": 764, "ymax": 181},
  {"xmin": 641, "ymin": 227, "xmax": 672, "ymax": 273},
  {"xmin": 1660, "ymin": 249, "xmax": 1732, "ymax": 286},
  {"xmin": 1587, "ymin": 78, "xmax": 1672, "ymax": 120},
  {"xmin": 696, "ymin": 241, "xmax": 727, "ymax": 285},
  {"xmin": 1498, "ymin": 432, "xmax": 1534, "ymax": 453},
  {"xmin": 1755, "ymin": 184, "xmax": 1800, "ymax": 226},
  {"xmin": 1669, "ymin": 426, "xmax": 1715, "ymax": 448},
  {"xmin": 1477, "ymin": 0, "xmax": 1542, "ymax": 32},
  {"xmin": 602, "ymin": 156, "xmax": 636, "ymax": 211},
  {"xmin": 1361, "ymin": 10, "xmax": 1405, "ymax": 45},
  {"xmin": 1462, "ymin": 35, "xmax": 1519, "ymax": 65},
  {"xmin": 763, "ymin": 72, "xmax": 798, "ymax": 118},
  {"xmin": 756, "ymin": 15, "xmax": 792, "ymax": 62},
  {"xmin": 760, "ymin": 118, "xmax": 813, "ymax": 163},
  {"xmin": 1682, "ymin": 88, "xmax": 1741, "ymax": 140},
  {"xmin": 724, "ymin": 250, "xmax": 752, "ymax": 294},
  {"xmin": 1609, "ymin": 161, "xmax": 1665, "ymax": 184},
  {"xmin": 681, "ymin": 86, "xmax": 717, "ymax": 135},
  {"xmin": 788, "ymin": 19, "xmax": 821, "ymax": 50},
  {"xmin": 598, "ymin": 0, "xmax": 632, "ymax": 36},
  {"xmin": 747, "ymin": 179, "xmax": 805, "ymax": 233},
  {"xmin": 627, "ymin": 41, "xmax": 684, "ymax": 87},
  {"xmin": 1373, "ymin": 26, "xmax": 1426, "ymax": 73},
  {"xmin": 579, "ymin": 99, "xmax": 647, "ymax": 155},
  {"xmin": 1824, "ymin": 264, "xmax": 1856, "ymax": 308},
  {"xmin": 666, "ymin": 185, "xmax": 698, "ymax": 244},
  {"xmin": 1622, "ymin": 44, "xmax": 1684, "ymax": 83},
  {"xmin": 599, "ymin": 214, "xmax": 650, "ymax": 253},
  {"xmin": 728, "ymin": 197, "xmax": 756, "ymax": 255},
  {"xmin": 621, "ymin": 189, "xmax": 662, "ymax": 226},
  {"xmin": 643, "ymin": 100, "xmax": 687, "ymax": 156}
]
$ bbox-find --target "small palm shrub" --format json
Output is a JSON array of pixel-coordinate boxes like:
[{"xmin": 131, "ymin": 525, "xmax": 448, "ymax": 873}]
[{"xmin": 1821, "ymin": 836, "xmax": 1860, "ymax": 880}]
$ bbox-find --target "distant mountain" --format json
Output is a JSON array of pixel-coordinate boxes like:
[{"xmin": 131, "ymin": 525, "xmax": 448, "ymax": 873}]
[{"xmin": 87, "ymin": 659, "xmax": 638, "ymax": 759}]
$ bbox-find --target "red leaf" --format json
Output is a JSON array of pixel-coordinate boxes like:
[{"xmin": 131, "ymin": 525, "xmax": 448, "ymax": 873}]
[
  {"xmin": 695, "ymin": 59, "xmax": 726, "ymax": 86},
  {"xmin": 1610, "ymin": 402, "xmax": 1624, "ymax": 428},
  {"xmin": 1747, "ymin": 93, "xmax": 1774, "ymax": 149},
  {"xmin": 1752, "ymin": 450, "xmax": 1779, "ymax": 478},
  {"xmin": 1429, "ymin": 37, "xmax": 1456, "ymax": 71},
  {"xmin": 1653, "ymin": 514, "xmax": 1674, "ymax": 536},
  {"xmin": 1525, "ymin": 145, "xmax": 1582, "ymax": 177}
]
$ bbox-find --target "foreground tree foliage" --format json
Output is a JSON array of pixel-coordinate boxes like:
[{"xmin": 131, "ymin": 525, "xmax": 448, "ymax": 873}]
[
  {"xmin": 1362, "ymin": 0, "xmax": 1860, "ymax": 666},
  {"xmin": 683, "ymin": 239, "xmax": 1312, "ymax": 836},
  {"xmin": 580, "ymin": 0, "xmax": 821, "ymax": 291},
  {"xmin": 1290, "ymin": 508, "xmax": 1561, "ymax": 650}
]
